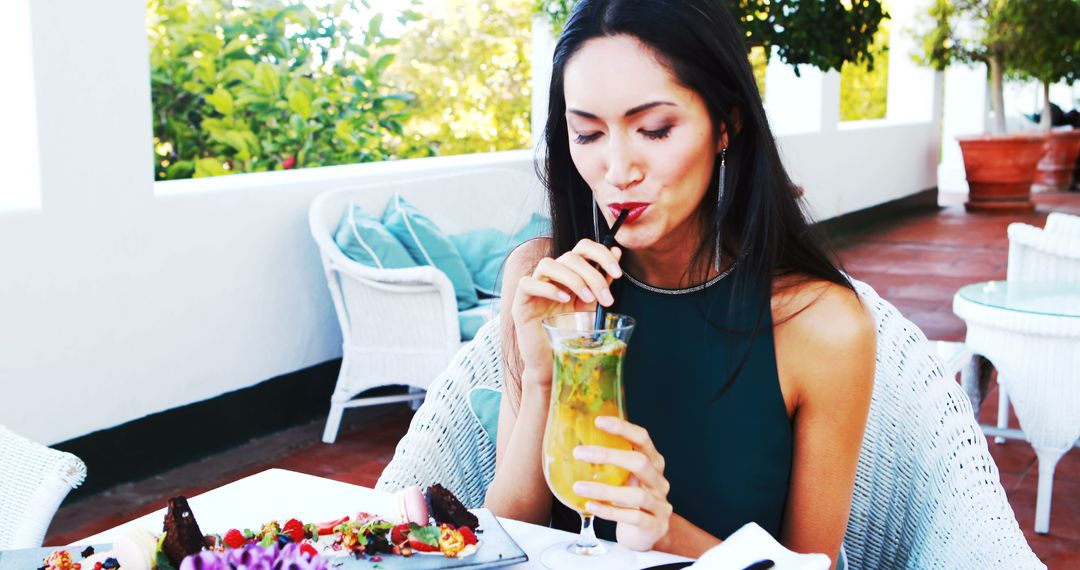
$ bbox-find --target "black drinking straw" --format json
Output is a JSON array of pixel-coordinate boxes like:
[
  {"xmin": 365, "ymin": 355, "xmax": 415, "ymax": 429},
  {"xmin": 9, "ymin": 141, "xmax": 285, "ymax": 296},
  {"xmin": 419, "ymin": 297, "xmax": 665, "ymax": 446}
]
[{"xmin": 593, "ymin": 208, "xmax": 630, "ymax": 331}]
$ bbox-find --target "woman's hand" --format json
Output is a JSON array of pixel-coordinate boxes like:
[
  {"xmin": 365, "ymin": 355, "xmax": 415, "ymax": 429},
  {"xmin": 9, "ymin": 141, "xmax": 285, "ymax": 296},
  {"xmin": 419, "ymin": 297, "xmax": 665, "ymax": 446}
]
[
  {"xmin": 511, "ymin": 239, "xmax": 622, "ymax": 389},
  {"xmin": 572, "ymin": 416, "xmax": 673, "ymax": 552}
]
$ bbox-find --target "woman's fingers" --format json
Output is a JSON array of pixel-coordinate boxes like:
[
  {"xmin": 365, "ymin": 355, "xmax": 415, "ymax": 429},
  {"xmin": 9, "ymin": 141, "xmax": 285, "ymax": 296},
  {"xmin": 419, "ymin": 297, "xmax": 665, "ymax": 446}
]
[
  {"xmin": 595, "ymin": 416, "xmax": 665, "ymax": 473},
  {"xmin": 557, "ymin": 252, "xmax": 615, "ymax": 306},
  {"xmin": 572, "ymin": 239, "xmax": 623, "ymax": 279},
  {"xmin": 573, "ymin": 445, "xmax": 668, "ymax": 494},
  {"xmin": 583, "ymin": 501, "xmax": 671, "ymax": 534},
  {"xmin": 532, "ymin": 257, "xmax": 595, "ymax": 303},
  {"xmin": 573, "ymin": 481, "xmax": 670, "ymax": 514},
  {"xmin": 516, "ymin": 276, "xmax": 572, "ymax": 304}
]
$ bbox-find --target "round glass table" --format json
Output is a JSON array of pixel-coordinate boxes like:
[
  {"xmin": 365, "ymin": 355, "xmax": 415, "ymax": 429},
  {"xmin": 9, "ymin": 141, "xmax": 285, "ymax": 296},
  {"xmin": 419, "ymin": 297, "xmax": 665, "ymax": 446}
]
[{"xmin": 953, "ymin": 280, "xmax": 1080, "ymax": 534}]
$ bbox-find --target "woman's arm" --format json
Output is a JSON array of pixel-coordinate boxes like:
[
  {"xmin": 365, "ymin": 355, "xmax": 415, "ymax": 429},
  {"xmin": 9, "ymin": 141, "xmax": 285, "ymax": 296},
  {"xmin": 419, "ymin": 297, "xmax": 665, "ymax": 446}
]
[
  {"xmin": 484, "ymin": 241, "xmax": 555, "ymax": 524},
  {"xmin": 774, "ymin": 281, "xmax": 876, "ymax": 568}
]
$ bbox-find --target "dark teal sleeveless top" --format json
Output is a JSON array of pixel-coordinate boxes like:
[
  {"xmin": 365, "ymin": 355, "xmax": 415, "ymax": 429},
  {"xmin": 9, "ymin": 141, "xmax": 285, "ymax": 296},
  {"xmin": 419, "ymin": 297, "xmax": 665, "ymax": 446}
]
[{"xmin": 551, "ymin": 266, "xmax": 793, "ymax": 541}]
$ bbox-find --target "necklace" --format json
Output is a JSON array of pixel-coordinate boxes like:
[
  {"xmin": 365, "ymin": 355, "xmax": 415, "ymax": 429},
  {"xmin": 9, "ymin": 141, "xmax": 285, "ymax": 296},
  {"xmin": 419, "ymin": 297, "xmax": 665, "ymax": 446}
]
[{"xmin": 622, "ymin": 262, "xmax": 736, "ymax": 295}]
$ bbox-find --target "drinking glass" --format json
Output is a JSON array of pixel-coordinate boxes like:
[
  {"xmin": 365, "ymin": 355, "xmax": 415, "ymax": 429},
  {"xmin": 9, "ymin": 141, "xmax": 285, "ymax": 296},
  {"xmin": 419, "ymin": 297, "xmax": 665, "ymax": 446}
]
[{"xmin": 540, "ymin": 312, "xmax": 636, "ymax": 569}]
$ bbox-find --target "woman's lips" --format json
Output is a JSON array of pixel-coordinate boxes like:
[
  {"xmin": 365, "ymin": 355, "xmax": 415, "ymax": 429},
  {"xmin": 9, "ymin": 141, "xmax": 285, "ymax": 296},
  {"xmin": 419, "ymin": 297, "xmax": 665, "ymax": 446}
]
[{"xmin": 609, "ymin": 203, "xmax": 650, "ymax": 223}]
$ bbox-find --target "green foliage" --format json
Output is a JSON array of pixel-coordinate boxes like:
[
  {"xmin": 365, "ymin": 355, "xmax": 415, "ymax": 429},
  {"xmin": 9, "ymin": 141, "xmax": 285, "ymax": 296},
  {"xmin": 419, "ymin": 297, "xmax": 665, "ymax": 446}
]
[
  {"xmin": 387, "ymin": 0, "xmax": 533, "ymax": 156},
  {"xmin": 535, "ymin": 1, "xmax": 888, "ymax": 74},
  {"xmin": 910, "ymin": 0, "xmax": 1008, "ymax": 70},
  {"xmin": 1000, "ymin": 0, "xmax": 1080, "ymax": 86},
  {"xmin": 148, "ymin": 0, "xmax": 428, "ymax": 180},
  {"xmin": 841, "ymin": 16, "xmax": 890, "ymax": 121}
]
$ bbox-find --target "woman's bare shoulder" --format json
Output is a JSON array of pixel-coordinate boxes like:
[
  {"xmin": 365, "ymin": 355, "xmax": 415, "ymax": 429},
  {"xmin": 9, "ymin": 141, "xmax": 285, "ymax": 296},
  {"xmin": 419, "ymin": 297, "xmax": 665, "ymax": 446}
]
[
  {"xmin": 772, "ymin": 275, "xmax": 876, "ymax": 403},
  {"xmin": 502, "ymin": 237, "xmax": 552, "ymax": 291}
]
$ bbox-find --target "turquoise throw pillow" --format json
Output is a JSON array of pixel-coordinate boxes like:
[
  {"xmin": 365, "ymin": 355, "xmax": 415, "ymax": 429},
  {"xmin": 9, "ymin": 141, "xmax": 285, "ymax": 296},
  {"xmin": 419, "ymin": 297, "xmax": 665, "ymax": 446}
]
[
  {"xmin": 333, "ymin": 203, "xmax": 417, "ymax": 269},
  {"xmin": 467, "ymin": 386, "xmax": 501, "ymax": 446},
  {"xmin": 382, "ymin": 194, "xmax": 479, "ymax": 310},
  {"xmin": 450, "ymin": 213, "xmax": 552, "ymax": 297}
]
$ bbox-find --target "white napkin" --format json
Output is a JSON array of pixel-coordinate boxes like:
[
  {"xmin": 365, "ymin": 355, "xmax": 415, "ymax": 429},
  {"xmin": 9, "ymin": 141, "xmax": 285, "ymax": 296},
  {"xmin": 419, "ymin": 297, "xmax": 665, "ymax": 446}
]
[{"xmin": 688, "ymin": 522, "xmax": 831, "ymax": 570}]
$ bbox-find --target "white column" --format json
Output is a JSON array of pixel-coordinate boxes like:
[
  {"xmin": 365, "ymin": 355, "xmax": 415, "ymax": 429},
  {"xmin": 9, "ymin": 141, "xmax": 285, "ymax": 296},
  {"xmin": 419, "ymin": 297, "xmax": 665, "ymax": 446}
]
[
  {"xmin": 764, "ymin": 49, "xmax": 826, "ymax": 135},
  {"xmin": 938, "ymin": 64, "xmax": 989, "ymax": 195},
  {"xmin": 530, "ymin": 15, "xmax": 554, "ymax": 149},
  {"xmin": 0, "ymin": 0, "xmax": 42, "ymax": 212},
  {"xmin": 886, "ymin": 0, "xmax": 938, "ymax": 123}
]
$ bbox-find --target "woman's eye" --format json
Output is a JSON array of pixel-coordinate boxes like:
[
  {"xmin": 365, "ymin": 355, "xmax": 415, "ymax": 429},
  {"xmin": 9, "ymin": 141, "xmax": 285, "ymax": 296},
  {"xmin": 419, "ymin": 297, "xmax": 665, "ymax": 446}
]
[
  {"xmin": 574, "ymin": 132, "xmax": 603, "ymax": 144},
  {"xmin": 642, "ymin": 126, "xmax": 672, "ymax": 140}
]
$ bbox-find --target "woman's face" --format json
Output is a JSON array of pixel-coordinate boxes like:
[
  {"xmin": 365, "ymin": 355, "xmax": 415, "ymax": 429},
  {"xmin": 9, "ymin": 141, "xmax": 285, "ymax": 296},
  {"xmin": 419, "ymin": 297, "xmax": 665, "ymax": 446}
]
[{"xmin": 563, "ymin": 34, "xmax": 725, "ymax": 255}]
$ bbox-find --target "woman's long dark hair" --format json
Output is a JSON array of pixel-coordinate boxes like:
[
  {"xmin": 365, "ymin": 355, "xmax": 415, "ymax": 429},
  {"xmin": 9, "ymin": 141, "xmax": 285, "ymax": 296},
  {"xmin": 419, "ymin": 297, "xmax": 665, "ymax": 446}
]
[{"xmin": 534, "ymin": 0, "xmax": 853, "ymax": 400}]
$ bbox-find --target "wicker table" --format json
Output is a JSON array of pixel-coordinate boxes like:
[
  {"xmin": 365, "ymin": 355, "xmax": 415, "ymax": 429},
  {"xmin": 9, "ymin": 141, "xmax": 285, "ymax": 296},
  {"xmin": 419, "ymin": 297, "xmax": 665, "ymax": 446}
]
[{"xmin": 953, "ymin": 280, "xmax": 1080, "ymax": 534}]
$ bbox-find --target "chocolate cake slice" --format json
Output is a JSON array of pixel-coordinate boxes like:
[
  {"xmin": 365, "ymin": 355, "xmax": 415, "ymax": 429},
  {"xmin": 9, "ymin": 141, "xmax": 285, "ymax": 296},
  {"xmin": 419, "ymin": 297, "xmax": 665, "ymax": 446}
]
[
  {"xmin": 161, "ymin": 496, "xmax": 206, "ymax": 568},
  {"xmin": 426, "ymin": 484, "xmax": 479, "ymax": 530}
]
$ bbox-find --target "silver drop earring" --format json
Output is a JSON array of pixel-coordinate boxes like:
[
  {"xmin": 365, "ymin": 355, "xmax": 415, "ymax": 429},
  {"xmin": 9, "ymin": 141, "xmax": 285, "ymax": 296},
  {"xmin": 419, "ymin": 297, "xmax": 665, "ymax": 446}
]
[{"xmin": 715, "ymin": 148, "xmax": 727, "ymax": 272}]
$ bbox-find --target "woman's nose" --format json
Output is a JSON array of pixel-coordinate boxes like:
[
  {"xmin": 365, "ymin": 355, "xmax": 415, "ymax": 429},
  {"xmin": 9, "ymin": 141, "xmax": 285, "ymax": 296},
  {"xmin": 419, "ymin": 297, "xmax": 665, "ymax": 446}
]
[{"xmin": 604, "ymin": 136, "xmax": 643, "ymax": 190}]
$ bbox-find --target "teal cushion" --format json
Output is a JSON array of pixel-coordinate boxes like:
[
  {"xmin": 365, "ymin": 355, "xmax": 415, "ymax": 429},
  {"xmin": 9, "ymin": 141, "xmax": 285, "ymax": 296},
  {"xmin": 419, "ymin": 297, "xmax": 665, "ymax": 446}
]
[
  {"xmin": 333, "ymin": 203, "xmax": 417, "ymax": 269},
  {"xmin": 449, "ymin": 213, "xmax": 552, "ymax": 297},
  {"xmin": 467, "ymin": 386, "xmax": 501, "ymax": 446},
  {"xmin": 458, "ymin": 299, "xmax": 498, "ymax": 341},
  {"xmin": 382, "ymin": 194, "xmax": 479, "ymax": 310}
]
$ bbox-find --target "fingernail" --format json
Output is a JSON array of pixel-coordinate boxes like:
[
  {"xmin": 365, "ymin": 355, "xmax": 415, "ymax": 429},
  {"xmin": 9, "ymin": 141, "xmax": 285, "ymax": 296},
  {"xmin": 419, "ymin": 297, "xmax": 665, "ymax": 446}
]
[
  {"xmin": 595, "ymin": 416, "xmax": 613, "ymax": 429},
  {"xmin": 573, "ymin": 446, "xmax": 592, "ymax": 461},
  {"xmin": 600, "ymin": 289, "xmax": 614, "ymax": 306},
  {"xmin": 607, "ymin": 264, "xmax": 623, "ymax": 277},
  {"xmin": 580, "ymin": 288, "xmax": 595, "ymax": 303},
  {"xmin": 558, "ymin": 292, "xmax": 571, "ymax": 303},
  {"xmin": 572, "ymin": 482, "xmax": 589, "ymax": 494}
]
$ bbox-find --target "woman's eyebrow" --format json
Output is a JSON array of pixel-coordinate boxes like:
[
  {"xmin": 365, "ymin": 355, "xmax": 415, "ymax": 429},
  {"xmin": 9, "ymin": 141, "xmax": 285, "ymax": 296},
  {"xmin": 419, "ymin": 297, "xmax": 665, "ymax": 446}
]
[{"xmin": 567, "ymin": 100, "xmax": 676, "ymax": 120}]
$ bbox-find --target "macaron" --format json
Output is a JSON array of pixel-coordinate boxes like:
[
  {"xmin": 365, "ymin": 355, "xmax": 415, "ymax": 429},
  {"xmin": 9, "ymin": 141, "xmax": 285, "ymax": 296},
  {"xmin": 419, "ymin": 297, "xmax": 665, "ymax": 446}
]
[{"xmin": 397, "ymin": 485, "xmax": 430, "ymax": 525}]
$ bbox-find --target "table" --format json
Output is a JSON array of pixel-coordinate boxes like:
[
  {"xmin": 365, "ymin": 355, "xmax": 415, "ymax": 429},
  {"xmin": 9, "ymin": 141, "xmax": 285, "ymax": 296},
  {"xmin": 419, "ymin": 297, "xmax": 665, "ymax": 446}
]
[
  {"xmin": 953, "ymin": 280, "xmax": 1080, "ymax": 534},
  {"xmin": 77, "ymin": 468, "xmax": 692, "ymax": 569}
]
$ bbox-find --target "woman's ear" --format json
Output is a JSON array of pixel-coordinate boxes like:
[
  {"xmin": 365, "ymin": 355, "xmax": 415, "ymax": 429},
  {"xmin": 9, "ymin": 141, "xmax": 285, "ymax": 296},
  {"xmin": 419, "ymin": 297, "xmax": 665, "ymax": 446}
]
[{"xmin": 716, "ymin": 108, "xmax": 743, "ymax": 152}]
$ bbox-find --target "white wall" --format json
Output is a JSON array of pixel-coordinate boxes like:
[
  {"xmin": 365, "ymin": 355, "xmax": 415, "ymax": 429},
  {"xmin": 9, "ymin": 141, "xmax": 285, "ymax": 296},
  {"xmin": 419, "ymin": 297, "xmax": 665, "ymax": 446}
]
[
  {"xmin": 1, "ymin": 1, "xmax": 941, "ymax": 444},
  {"xmin": 0, "ymin": 0, "xmax": 42, "ymax": 212}
]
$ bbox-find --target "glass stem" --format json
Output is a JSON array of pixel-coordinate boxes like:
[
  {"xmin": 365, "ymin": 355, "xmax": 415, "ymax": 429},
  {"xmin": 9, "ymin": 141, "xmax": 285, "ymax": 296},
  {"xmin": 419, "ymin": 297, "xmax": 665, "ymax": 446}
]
[{"xmin": 576, "ymin": 513, "xmax": 600, "ymax": 550}]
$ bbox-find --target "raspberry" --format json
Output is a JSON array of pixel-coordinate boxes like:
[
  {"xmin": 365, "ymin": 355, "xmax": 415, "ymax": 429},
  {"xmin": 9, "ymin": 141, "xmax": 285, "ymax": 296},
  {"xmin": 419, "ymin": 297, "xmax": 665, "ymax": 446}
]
[
  {"xmin": 458, "ymin": 526, "xmax": 478, "ymax": 546},
  {"xmin": 223, "ymin": 528, "xmax": 247, "ymax": 549},
  {"xmin": 283, "ymin": 518, "xmax": 305, "ymax": 543},
  {"xmin": 390, "ymin": 523, "xmax": 411, "ymax": 545}
]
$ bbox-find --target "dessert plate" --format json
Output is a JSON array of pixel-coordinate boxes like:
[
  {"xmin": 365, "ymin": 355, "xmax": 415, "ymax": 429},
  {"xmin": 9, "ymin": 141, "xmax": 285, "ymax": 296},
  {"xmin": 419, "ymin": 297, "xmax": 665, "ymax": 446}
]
[{"xmin": 0, "ymin": 510, "xmax": 527, "ymax": 570}]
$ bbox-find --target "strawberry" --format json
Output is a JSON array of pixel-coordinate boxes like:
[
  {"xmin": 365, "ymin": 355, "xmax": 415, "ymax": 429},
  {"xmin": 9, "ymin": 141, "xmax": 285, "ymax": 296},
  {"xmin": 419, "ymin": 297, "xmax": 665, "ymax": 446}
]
[
  {"xmin": 458, "ymin": 526, "xmax": 478, "ymax": 546},
  {"xmin": 408, "ymin": 536, "xmax": 440, "ymax": 553},
  {"xmin": 316, "ymin": 516, "xmax": 349, "ymax": 536},
  {"xmin": 223, "ymin": 528, "xmax": 247, "ymax": 549},
  {"xmin": 299, "ymin": 543, "xmax": 319, "ymax": 559},
  {"xmin": 390, "ymin": 523, "xmax": 411, "ymax": 545},
  {"xmin": 283, "ymin": 518, "xmax": 305, "ymax": 542}
]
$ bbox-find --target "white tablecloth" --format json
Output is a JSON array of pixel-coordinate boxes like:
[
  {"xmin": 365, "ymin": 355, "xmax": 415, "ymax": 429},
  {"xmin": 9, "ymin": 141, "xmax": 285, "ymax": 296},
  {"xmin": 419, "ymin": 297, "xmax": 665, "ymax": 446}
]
[{"xmin": 76, "ymin": 468, "xmax": 692, "ymax": 569}]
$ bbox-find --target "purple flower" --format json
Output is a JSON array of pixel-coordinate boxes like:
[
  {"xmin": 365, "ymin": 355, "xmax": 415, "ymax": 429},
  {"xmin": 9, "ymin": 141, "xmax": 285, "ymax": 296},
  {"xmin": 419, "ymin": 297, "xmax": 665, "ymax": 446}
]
[
  {"xmin": 180, "ymin": 551, "xmax": 227, "ymax": 570},
  {"xmin": 180, "ymin": 544, "xmax": 324, "ymax": 570}
]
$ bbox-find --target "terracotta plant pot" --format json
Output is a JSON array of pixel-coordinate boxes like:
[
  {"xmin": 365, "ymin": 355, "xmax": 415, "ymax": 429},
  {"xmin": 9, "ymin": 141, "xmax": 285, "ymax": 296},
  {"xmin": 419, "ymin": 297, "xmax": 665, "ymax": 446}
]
[
  {"xmin": 958, "ymin": 134, "xmax": 1047, "ymax": 213},
  {"xmin": 1033, "ymin": 129, "xmax": 1080, "ymax": 192}
]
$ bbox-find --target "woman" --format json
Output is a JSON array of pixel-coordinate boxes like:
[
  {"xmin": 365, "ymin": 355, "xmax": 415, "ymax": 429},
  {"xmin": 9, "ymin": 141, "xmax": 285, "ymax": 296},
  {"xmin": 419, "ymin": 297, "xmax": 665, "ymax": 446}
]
[{"xmin": 483, "ymin": 0, "xmax": 875, "ymax": 565}]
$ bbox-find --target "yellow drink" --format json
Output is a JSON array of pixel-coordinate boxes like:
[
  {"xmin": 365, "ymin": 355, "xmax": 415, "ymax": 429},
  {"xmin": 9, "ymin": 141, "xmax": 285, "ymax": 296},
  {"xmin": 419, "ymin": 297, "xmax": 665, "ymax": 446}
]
[{"xmin": 542, "ymin": 333, "xmax": 632, "ymax": 514}]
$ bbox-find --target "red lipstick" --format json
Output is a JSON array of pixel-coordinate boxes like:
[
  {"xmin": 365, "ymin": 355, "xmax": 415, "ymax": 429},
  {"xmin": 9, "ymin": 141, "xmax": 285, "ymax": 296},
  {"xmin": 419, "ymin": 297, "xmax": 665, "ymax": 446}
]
[{"xmin": 608, "ymin": 202, "xmax": 650, "ymax": 223}]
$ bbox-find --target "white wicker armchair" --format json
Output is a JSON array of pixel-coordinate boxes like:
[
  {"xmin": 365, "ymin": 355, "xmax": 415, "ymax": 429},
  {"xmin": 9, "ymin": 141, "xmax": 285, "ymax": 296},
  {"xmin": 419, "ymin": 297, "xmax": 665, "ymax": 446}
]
[
  {"xmin": 375, "ymin": 318, "xmax": 502, "ymax": 508},
  {"xmin": 309, "ymin": 170, "xmax": 545, "ymax": 444},
  {"xmin": 377, "ymin": 280, "xmax": 1041, "ymax": 568},
  {"xmin": 0, "ymin": 425, "xmax": 87, "ymax": 549},
  {"xmin": 984, "ymin": 216, "xmax": 1080, "ymax": 445}
]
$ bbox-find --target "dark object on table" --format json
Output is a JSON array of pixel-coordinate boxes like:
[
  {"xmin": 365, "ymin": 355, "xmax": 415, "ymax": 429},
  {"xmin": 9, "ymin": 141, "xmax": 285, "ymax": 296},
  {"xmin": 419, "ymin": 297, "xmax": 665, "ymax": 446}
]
[
  {"xmin": 640, "ymin": 563, "xmax": 693, "ymax": 570},
  {"xmin": 161, "ymin": 496, "xmax": 206, "ymax": 568},
  {"xmin": 742, "ymin": 559, "xmax": 776, "ymax": 570},
  {"xmin": 79, "ymin": 547, "xmax": 95, "ymax": 558},
  {"xmin": 427, "ymin": 483, "xmax": 480, "ymax": 530}
]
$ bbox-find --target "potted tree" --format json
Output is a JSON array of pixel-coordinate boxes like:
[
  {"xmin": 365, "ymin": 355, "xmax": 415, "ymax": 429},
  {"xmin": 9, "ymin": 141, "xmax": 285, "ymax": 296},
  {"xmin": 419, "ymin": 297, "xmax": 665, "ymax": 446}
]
[
  {"xmin": 1004, "ymin": 0, "xmax": 1080, "ymax": 193},
  {"xmin": 914, "ymin": 0, "xmax": 1049, "ymax": 212}
]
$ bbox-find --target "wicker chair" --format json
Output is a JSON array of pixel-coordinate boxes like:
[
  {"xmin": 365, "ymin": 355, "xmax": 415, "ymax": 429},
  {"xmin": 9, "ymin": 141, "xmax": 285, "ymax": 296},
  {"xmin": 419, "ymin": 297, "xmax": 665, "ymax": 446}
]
[
  {"xmin": 308, "ymin": 170, "xmax": 543, "ymax": 444},
  {"xmin": 0, "ymin": 425, "xmax": 87, "ymax": 549},
  {"xmin": 984, "ymin": 216, "xmax": 1080, "ymax": 445},
  {"xmin": 377, "ymin": 280, "xmax": 1041, "ymax": 569}
]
